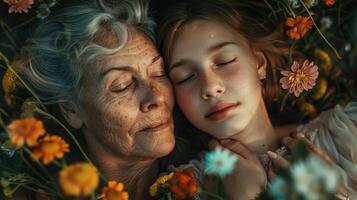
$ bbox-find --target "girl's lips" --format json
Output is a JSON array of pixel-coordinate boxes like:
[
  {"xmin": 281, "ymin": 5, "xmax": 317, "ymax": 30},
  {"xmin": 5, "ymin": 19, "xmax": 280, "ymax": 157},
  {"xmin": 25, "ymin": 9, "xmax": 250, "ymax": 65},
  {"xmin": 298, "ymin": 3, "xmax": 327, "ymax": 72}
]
[{"xmin": 205, "ymin": 102, "xmax": 240, "ymax": 121}]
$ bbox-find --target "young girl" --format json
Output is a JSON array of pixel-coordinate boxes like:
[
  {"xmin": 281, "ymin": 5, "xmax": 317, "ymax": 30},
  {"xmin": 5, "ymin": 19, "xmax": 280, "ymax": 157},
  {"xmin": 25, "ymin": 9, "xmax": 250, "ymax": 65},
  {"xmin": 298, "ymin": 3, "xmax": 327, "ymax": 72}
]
[{"xmin": 156, "ymin": 0, "xmax": 357, "ymax": 199}]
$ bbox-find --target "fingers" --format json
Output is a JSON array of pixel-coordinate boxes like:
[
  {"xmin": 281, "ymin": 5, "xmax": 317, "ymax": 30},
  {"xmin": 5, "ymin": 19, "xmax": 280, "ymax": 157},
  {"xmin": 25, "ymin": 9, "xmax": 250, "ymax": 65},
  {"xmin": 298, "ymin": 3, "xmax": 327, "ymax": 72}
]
[
  {"xmin": 267, "ymin": 151, "xmax": 291, "ymax": 169},
  {"xmin": 283, "ymin": 133, "xmax": 333, "ymax": 165},
  {"xmin": 267, "ymin": 164, "xmax": 277, "ymax": 181},
  {"xmin": 220, "ymin": 139, "xmax": 257, "ymax": 162}
]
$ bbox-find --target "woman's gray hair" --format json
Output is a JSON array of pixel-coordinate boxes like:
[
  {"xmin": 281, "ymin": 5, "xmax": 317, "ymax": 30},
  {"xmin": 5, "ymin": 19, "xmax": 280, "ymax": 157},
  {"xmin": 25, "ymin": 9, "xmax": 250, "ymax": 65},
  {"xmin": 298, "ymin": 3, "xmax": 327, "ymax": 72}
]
[{"xmin": 15, "ymin": 0, "xmax": 155, "ymax": 106}]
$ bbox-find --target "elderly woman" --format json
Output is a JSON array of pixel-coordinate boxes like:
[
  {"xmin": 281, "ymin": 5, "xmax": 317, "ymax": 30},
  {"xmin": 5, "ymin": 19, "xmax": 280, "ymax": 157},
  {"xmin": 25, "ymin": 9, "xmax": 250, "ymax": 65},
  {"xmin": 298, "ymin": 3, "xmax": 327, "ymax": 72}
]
[{"xmin": 12, "ymin": 0, "xmax": 176, "ymax": 199}]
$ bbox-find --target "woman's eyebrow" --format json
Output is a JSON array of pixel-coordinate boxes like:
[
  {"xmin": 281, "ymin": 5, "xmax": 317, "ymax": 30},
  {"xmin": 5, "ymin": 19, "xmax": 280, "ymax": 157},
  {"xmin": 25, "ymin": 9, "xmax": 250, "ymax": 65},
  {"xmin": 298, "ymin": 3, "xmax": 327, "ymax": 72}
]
[
  {"xmin": 207, "ymin": 41, "xmax": 237, "ymax": 54},
  {"xmin": 99, "ymin": 55, "xmax": 162, "ymax": 80}
]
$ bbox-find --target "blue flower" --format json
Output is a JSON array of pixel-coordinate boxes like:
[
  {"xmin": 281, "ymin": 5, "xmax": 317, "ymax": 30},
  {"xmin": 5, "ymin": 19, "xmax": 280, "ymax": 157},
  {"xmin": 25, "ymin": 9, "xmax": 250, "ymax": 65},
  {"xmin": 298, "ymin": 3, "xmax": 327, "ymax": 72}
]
[
  {"xmin": 203, "ymin": 147, "xmax": 238, "ymax": 177},
  {"xmin": 269, "ymin": 177, "xmax": 288, "ymax": 200},
  {"xmin": 36, "ymin": 4, "xmax": 51, "ymax": 20}
]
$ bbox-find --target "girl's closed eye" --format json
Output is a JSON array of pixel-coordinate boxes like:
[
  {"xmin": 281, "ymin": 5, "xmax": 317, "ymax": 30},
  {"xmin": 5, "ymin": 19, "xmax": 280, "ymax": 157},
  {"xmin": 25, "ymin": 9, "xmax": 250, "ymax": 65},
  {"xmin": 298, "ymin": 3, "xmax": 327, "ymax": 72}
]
[
  {"xmin": 216, "ymin": 57, "xmax": 237, "ymax": 67},
  {"xmin": 176, "ymin": 74, "xmax": 195, "ymax": 84},
  {"xmin": 170, "ymin": 70, "xmax": 196, "ymax": 85}
]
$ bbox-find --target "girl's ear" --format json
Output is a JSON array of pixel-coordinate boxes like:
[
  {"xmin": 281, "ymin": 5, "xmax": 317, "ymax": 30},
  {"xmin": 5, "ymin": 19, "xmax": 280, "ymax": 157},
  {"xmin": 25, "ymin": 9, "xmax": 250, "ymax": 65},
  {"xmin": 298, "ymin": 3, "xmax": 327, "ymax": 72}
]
[
  {"xmin": 253, "ymin": 50, "xmax": 268, "ymax": 80},
  {"xmin": 59, "ymin": 103, "xmax": 83, "ymax": 129}
]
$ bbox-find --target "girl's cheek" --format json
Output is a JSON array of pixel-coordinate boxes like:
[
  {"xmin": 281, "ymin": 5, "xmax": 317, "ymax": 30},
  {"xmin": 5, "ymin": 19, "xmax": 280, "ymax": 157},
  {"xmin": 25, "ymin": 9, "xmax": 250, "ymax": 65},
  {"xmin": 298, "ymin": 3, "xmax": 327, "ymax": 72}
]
[{"xmin": 176, "ymin": 88, "xmax": 194, "ymax": 108}]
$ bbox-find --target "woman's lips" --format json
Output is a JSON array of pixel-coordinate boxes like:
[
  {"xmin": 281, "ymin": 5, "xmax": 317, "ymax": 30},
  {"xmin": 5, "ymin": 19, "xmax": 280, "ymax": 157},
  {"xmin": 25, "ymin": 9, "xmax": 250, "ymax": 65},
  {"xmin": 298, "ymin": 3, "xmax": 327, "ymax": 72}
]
[
  {"xmin": 205, "ymin": 102, "xmax": 240, "ymax": 121},
  {"xmin": 141, "ymin": 120, "xmax": 170, "ymax": 133}
]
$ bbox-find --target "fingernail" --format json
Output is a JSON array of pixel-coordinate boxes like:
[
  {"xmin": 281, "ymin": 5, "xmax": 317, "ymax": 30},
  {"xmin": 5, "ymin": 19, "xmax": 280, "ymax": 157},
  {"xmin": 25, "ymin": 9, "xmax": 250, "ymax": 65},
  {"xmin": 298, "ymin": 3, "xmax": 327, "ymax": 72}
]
[
  {"xmin": 267, "ymin": 151, "xmax": 278, "ymax": 159},
  {"xmin": 296, "ymin": 132, "xmax": 305, "ymax": 138}
]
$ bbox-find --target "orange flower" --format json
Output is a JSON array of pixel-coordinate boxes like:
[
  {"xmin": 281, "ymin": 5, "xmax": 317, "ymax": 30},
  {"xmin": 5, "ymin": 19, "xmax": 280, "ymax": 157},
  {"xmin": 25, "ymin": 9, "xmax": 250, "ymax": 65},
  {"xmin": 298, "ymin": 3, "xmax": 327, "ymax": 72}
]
[
  {"xmin": 32, "ymin": 135, "xmax": 70, "ymax": 165},
  {"xmin": 59, "ymin": 163, "xmax": 99, "ymax": 197},
  {"xmin": 286, "ymin": 16, "xmax": 313, "ymax": 40},
  {"xmin": 7, "ymin": 118, "xmax": 45, "ymax": 147},
  {"xmin": 280, "ymin": 60, "xmax": 319, "ymax": 97},
  {"xmin": 169, "ymin": 168, "xmax": 199, "ymax": 200},
  {"xmin": 102, "ymin": 181, "xmax": 129, "ymax": 200},
  {"xmin": 323, "ymin": 0, "xmax": 335, "ymax": 6}
]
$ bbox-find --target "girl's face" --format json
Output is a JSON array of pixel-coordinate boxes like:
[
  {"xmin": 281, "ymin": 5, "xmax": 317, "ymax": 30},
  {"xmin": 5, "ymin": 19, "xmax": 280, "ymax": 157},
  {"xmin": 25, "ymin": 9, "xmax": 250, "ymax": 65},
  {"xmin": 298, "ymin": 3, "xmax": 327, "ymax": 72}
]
[{"xmin": 168, "ymin": 19, "xmax": 266, "ymax": 139}]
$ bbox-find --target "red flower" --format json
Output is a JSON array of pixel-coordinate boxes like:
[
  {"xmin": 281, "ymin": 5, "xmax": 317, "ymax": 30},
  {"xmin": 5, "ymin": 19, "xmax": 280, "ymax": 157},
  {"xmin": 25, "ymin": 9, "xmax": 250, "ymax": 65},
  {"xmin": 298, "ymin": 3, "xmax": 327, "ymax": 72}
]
[
  {"xmin": 169, "ymin": 168, "xmax": 199, "ymax": 199},
  {"xmin": 286, "ymin": 16, "xmax": 313, "ymax": 40},
  {"xmin": 323, "ymin": 0, "xmax": 335, "ymax": 6}
]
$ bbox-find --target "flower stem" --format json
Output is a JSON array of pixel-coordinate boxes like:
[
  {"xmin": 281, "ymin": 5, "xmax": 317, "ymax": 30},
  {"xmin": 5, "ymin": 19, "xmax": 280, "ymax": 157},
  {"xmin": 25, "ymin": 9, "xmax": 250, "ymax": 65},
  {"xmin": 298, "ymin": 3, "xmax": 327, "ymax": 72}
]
[
  {"xmin": 34, "ymin": 108, "xmax": 107, "ymax": 182},
  {"xmin": 200, "ymin": 190, "xmax": 225, "ymax": 200},
  {"xmin": 298, "ymin": 0, "xmax": 341, "ymax": 59}
]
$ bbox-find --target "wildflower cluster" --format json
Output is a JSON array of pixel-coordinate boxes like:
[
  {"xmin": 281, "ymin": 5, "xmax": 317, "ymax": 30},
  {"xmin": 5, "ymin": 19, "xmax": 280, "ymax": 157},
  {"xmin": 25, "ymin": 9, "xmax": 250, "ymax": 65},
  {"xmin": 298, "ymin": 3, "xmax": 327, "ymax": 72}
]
[
  {"xmin": 0, "ymin": 57, "xmax": 129, "ymax": 200},
  {"xmin": 262, "ymin": 0, "xmax": 357, "ymax": 121},
  {"xmin": 149, "ymin": 168, "xmax": 199, "ymax": 200}
]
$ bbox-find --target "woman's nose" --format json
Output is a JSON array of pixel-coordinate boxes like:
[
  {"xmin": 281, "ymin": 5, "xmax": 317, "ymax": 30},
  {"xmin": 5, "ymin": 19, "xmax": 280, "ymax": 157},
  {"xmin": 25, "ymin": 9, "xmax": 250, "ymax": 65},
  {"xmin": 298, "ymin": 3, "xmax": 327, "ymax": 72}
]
[
  {"xmin": 140, "ymin": 84, "xmax": 165, "ymax": 112},
  {"xmin": 201, "ymin": 76, "xmax": 225, "ymax": 100}
]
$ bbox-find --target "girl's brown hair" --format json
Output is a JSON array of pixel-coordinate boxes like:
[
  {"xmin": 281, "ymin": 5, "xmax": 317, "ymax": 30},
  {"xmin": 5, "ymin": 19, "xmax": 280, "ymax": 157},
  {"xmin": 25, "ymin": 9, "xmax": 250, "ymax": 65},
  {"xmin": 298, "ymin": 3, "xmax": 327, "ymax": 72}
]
[{"xmin": 157, "ymin": 0, "xmax": 302, "ymax": 104}]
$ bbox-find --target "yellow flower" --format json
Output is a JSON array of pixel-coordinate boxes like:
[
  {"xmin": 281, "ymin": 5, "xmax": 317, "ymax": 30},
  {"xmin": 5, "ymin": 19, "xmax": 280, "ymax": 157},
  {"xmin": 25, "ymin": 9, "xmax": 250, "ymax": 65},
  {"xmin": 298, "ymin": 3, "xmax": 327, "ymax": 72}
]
[
  {"xmin": 7, "ymin": 118, "xmax": 45, "ymax": 147},
  {"xmin": 149, "ymin": 172, "xmax": 174, "ymax": 196},
  {"xmin": 102, "ymin": 181, "xmax": 129, "ymax": 200},
  {"xmin": 32, "ymin": 135, "xmax": 70, "ymax": 165},
  {"xmin": 312, "ymin": 78, "xmax": 328, "ymax": 100},
  {"xmin": 59, "ymin": 163, "xmax": 99, "ymax": 197},
  {"xmin": 2, "ymin": 68, "xmax": 19, "ymax": 105},
  {"xmin": 299, "ymin": 103, "xmax": 317, "ymax": 118},
  {"xmin": 314, "ymin": 48, "xmax": 332, "ymax": 72}
]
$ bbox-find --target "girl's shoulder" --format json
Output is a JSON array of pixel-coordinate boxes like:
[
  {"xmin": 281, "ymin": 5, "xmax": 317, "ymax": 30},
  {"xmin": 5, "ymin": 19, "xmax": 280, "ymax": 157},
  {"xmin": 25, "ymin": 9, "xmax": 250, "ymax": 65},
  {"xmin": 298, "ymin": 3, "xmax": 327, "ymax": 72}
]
[
  {"xmin": 297, "ymin": 101, "xmax": 357, "ymax": 197},
  {"xmin": 297, "ymin": 101, "xmax": 357, "ymax": 141}
]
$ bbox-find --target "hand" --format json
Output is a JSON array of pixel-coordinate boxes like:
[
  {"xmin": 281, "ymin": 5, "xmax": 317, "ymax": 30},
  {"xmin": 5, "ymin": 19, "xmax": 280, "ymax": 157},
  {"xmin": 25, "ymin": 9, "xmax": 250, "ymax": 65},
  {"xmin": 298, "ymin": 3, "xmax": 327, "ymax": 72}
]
[
  {"xmin": 284, "ymin": 133, "xmax": 349, "ymax": 196},
  {"xmin": 208, "ymin": 139, "xmax": 267, "ymax": 200}
]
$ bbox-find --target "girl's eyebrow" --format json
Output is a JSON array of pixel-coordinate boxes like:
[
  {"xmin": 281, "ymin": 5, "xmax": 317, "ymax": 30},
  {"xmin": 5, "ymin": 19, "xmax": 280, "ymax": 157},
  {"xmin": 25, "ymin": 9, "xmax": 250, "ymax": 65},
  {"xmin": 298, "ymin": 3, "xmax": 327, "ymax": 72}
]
[
  {"xmin": 169, "ymin": 59, "xmax": 191, "ymax": 71},
  {"xmin": 207, "ymin": 41, "xmax": 237, "ymax": 54},
  {"xmin": 169, "ymin": 42, "xmax": 237, "ymax": 70}
]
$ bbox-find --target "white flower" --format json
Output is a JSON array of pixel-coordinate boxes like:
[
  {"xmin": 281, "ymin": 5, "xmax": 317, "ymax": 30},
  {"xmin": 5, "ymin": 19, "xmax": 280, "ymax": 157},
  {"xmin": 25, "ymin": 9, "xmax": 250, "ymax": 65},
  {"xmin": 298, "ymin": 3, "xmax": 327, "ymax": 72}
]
[
  {"xmin": 302, "ymin": 0, "xmax": 318, "ymax": 8},
  {"xmin": 320, "ymin": 16, "xmax": 333, "ymax": 29},
  {"xmin": 291, "ymin": 161, "xmax": 318, "ymax": 198},
  {"xmin": 344, "ymin": 43, "xmax": 351, "ymax": 52},
  {"xmin": 203, "ymin": 147, "xmax": 238, "ymax": 177},
  {"xmin": 306, "ymin": 156, "xmax": 339, "ymax": 192},
  {"xmin": 291, "ymin": 155, "xmax": 339, "ymax": 200},
  {"xmin": 288, "ymin": 0, "xmax": 301, "ymax": 8}
]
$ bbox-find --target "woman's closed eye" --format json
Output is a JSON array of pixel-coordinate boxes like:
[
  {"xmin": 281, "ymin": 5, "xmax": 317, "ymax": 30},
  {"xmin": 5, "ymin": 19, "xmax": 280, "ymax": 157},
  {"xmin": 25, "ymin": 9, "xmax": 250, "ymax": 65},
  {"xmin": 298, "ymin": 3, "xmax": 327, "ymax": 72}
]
[
  {"xmin": 110, "ymin": 80, "xmax": 133, "ymax": 92},
  {"xmin": 151, "ymin": 70, "xmax": 166, "ymax": 78}
]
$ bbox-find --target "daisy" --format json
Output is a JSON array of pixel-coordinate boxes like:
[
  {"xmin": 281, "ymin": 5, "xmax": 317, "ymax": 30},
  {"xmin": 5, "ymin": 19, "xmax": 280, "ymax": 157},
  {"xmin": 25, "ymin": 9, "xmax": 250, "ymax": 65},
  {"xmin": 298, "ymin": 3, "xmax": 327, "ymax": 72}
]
[{"xmin": 203, "ymin": 147, "xmax": 238, "ymax": 177}]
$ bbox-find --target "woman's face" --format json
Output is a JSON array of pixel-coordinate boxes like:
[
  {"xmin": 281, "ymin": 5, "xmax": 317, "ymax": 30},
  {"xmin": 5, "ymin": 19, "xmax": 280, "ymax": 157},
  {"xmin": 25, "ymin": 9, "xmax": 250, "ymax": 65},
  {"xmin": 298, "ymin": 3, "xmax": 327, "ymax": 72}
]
[
  {"xmin": 78, "ymin": 30, "xmax": 175, "ymax": 159},
  {"xmin": 168, "ymin": 20, "xmax": 264, "ymax": 139}
]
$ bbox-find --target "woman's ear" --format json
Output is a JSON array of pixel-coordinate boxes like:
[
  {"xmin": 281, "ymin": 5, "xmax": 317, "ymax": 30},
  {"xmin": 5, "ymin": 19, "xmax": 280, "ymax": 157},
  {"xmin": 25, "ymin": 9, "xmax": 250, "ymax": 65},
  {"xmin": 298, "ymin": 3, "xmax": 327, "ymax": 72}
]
[
  {"xmin": 59, "ymin": 103, "xmax": 83, "ymax": 129},
  {"xmin": 253, "ymin": 50, "xmax": 268, "ymax": 80}
]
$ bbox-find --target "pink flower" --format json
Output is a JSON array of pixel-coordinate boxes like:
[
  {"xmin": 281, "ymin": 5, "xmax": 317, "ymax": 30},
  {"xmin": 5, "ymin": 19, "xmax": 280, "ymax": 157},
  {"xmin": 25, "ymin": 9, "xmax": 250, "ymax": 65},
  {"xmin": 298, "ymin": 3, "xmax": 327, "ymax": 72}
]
[
  {"xmin": 280, "ymin": 60, "xmax": 319, "ymax": 97},
  {"xmin": 4, "ymin": 0, "xmax": 34, "ymax": 14}
]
